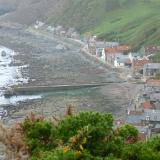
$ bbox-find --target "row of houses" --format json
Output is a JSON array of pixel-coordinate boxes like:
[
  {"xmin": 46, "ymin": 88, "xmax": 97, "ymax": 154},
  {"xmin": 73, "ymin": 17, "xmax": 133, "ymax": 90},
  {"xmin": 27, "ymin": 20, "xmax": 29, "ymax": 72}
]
[
  {"xmin": 123, "ymin": 79, "xmax": 160, "ymax": 140},
  {"xmin": 33, "ymin": 21, "xmax": 80, "ymax": 39},
  {"xmin": 33, "ymin": 22, "xmax": 160, "ymax": 140},
  {"xmin": 86, "ymin": 37, "xmax": 160, "ymax": 140},
  {"xmin": 34, "ymin": 21, "xmax": 160, "ymax": 81},
  {"xmin": 33, "ymin": 21, "xmax": 160, "ymax": 80},
  {"xmin": 87, "ymin": 38, "xmax": 160, "ymax": 79}
]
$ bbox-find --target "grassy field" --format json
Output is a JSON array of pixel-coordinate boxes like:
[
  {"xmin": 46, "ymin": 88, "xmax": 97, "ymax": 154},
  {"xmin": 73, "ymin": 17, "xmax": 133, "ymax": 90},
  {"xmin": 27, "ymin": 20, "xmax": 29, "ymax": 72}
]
[
  {"xmin": 48, "ymin": 0, "xmax": 160, "ymax": 50},
  {"xmin": 92, "ymin": 0, "xmax": 160, "ymax": 50},
  {"xmin": 151, "ymin": 52, "xmax": 160, "ymax": 63}
]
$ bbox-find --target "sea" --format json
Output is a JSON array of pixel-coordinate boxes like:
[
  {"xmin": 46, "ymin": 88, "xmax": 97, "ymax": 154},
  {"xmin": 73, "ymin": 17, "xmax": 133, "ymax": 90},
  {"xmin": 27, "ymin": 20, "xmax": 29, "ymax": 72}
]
[{"xmin": 0, "ymin": 46, "xmax": 41, "ymax": 119}]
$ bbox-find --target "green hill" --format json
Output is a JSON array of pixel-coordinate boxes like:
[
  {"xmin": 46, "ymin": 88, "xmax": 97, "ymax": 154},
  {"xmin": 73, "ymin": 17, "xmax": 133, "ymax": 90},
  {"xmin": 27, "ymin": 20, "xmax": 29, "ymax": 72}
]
[
  {"xmin": 0, "ymin": 0, "xmax": 159, "ymax": 50},
  {"xmin": 48, "ymin": 0, "xmax": 160, "ymax": 50}
]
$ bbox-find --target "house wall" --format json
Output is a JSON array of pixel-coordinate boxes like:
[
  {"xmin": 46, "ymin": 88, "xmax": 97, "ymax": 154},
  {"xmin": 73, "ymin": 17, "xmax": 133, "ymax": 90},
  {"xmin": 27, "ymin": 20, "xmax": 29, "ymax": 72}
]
[
  {"xmin": 143, "ymin": 68, "xmax": 160, "ymax": 77},
  {"xmin": 96, "ymin": 48, "xmax": 103, "ymax": 57},
  {"xmin": 114, "ymin": 60, "xmax": 125, "ymax": 68},
  {"xmin": 101, "ymin": 48, "xmax": 106, "ymax": 62}
]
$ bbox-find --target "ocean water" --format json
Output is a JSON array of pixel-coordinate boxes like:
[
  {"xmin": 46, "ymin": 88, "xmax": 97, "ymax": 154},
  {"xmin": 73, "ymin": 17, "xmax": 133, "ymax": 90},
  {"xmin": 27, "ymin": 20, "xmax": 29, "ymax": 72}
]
[{"xmin": 0, "ymin": 46, "xmax": 41, "ymax": 108}]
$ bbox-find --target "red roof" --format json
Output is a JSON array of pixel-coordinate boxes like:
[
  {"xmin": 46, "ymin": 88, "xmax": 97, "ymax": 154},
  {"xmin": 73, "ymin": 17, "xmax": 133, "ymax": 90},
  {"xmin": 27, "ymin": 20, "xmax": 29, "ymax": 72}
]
[
  {"xmin": 133, "ymin": 59, "xmax": 149, "ymax": 67},
  {"xmin": 143, "ymin": 101, "xmax": 153, "ymax": 109},
  {"xmin": 146, "ymin": 79, "xmax": 160, "ymax": 87},
  {"xmin": 105, "ymin": 45, "xmax": 131, "ymax": 54},
  {"xmin": 146, "ymin": 79, "xmax": 160, "ymax": 83}
]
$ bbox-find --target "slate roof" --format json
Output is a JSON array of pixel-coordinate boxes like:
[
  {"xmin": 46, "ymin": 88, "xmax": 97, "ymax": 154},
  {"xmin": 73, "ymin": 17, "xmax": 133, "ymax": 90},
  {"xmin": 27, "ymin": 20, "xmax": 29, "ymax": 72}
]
[
  {"xmin": 115, "ymin": 54, "xmax": 131, "ymax": 64},
  {"xmin": 144, "ymin": 63, "xmax": 160, "ymax": 69},
  {"xmin": 126, "ymin": 109, "xmax": 160, "ymax": 124},
  {"xmin": 125, "ymin": 114, "xmax": 144, "ymax": 124},
  {"xmin": 143, "ymin": 109, "xmax": 160, "ymax": 122}
]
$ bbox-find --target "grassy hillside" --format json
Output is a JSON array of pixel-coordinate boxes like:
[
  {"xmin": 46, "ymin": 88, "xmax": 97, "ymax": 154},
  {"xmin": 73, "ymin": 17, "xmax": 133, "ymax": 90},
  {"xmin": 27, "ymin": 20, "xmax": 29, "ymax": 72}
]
[
  {"xmin": 92, "ymin": 0, "xmax": 160, "ymax": 49},
  {"xmin": 48, "ymin": 0, "xmax": 160, "ymax": 50},
  {"xmin": 0, "ymin": 0, "xmax": 159, "ymax": 49}
]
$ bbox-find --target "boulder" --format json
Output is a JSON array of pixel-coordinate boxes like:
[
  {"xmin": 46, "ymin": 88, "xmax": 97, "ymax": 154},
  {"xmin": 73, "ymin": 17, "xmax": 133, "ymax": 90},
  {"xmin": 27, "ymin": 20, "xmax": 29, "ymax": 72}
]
[
  {"xmin": 4, "ymin": 88, "xmax": 14, "ymax": 98},
  {"xmin": 1, "ymin": 51, "xmax": 7, "ymax": 57}
]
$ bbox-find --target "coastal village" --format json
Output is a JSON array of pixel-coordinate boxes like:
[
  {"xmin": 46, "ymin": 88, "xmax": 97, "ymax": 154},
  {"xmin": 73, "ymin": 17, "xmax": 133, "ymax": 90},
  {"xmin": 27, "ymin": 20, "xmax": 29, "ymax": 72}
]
[
  {"xmin": 32, "ymin": 21, "xmax": 160, "ymax": 141},
  {"xmin": 86, "ymin": 41, "xmax": 160, "ymax": 140},
  {"xmin": 1, "ymin": 20, "xmax": 159, "ymax": 141},
  {"xmin": 0, "ymin": 1, "xmax": 160, "ymax": 159}
]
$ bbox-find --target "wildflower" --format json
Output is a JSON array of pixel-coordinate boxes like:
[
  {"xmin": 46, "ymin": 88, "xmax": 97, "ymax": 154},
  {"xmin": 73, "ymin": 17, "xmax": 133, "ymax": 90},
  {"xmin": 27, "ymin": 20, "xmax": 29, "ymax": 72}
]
[{"xmin": 63, "ymin": 146, "xmax": 69, "ymax": 153}]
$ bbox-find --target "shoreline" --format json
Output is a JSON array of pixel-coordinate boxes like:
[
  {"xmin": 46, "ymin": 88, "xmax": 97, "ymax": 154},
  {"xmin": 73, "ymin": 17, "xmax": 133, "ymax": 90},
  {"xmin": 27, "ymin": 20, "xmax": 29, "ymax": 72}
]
[
  {"xmin": 29, "ymin": 27, "xmax": 132, "ymax": 82},
  {"xmin": 0, "ymin": 25, "xmax": 143, "ymax": 125}
]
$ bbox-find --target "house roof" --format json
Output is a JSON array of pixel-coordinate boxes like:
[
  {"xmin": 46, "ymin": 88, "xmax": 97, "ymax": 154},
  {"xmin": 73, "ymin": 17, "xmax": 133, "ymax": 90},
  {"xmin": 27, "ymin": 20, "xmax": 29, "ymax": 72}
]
[
  {"xmin": 142, "ymin": 109, "xmax": 160, "ymax": 122},
  {"xmin": 125, "ymin": 115, "xmax": 144, "ymax": 124},
  {"xmin": 125, "ymin": 59, "xmax": 132, "ymax": 64},
  {"xmin": 144, "ymin": 87, "xmax": 160, "ymax": 95},
  {"xmin": 146, "ymin": 79, "xmax": 160, "ymax": 87},
  {"xmin": 96, "ymin": 41, "xmax": 106, "ymax": 48},
  {"xmin": 147, "ymin": 79, "xmax": 160, "ymax": 83},
  {"xmin": 143, "ymin": 101, "xmax": 153, "ymax": 109},
  {"xmin": 136, "ymin": 126, "xmax": 148, "ymax": 134},
  {"xmin": 133, "ymin": 59, "xmax": 149, "ymax": 67},
  {"xmin": 126, "ymin": 109, "xmax": 160, "ymax": 125},
  {"xmin": 96, "ymin": 41, "xmax": 120, "ymax": 48},
  {"xmin": 105, "ymin": 45, "xmax": 131, "ymax": 54},
  {"xmin": 144, "ymin": 63, "xmax": 160, "ymax": 69},
  {"xmin": 130, "ymin": 52, "xmax": 141, "ymax": 57},
  {"xmin": 116, "ymin": 55, "xmax": 132, "ymax": 64},
  {"xmin": 106, "ymin": 42, "xmax": 119, "ymax": 47},
  {"xmin": 149, "ymin": 93, "xmax": 160, "ymax": 101}
]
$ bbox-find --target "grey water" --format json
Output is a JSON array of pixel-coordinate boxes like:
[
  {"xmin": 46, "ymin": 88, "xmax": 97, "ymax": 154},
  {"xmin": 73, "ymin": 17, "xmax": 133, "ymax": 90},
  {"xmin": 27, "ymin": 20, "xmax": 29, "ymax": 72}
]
[{"xmin": 0, "ymin": 46, "xmax": 41, "ymax": 118}]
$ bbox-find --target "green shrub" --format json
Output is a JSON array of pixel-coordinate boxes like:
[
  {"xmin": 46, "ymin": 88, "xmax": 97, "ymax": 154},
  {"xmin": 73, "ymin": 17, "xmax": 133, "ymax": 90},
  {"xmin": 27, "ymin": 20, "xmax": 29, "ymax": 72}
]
[
  {"xmin": 22, "ymin": 117, "xmax": 59, "ymax": 154},
  {"xmin": 58, "ymin": 112, "xmax": 113, "ymax": 142},
  {"xmin": 20, "ymin": 112, "xmax": 160, "ymax": 160},
  {"xmin": 118, "ymin": 124, "xmax": 138, "ymax": 143},
  {"xmin": 31, "ymin": 149, "xmax": 92, "ymax": 160},
  {"xmin": 58, "ymin": 112, "xmax": 113, "ymax": 156}
]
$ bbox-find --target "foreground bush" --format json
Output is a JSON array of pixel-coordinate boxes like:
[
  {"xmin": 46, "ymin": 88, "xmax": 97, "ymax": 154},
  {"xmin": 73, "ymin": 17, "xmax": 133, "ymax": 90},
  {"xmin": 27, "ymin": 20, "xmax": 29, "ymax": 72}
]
[
  {"xmin": 22, "ymin": 112, "xmax": 138, "ymax": 160},
  {"xmin": 1, "ymin": 111, "xmax": 160, "ymax": 159}
]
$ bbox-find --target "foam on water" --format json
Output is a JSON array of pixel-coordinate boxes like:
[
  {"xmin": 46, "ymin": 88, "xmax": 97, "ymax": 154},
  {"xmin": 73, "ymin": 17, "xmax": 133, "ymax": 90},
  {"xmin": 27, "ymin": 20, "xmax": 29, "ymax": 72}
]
[
  {"xmin": 0, "ymin": 95, "xmax": 42, "ymax": 105},
  {"xmin": 0, "ymin": 46, "xmax": 41, "ymax": 106}
]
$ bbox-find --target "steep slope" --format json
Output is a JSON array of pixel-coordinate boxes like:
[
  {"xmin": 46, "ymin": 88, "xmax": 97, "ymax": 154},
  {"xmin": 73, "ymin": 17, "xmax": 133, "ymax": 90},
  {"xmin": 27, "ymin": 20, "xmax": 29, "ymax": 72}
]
[
  {"xmin": 92, "ymin": 0, "xmax": 160, "ymax": 49},
  {"xmin": 0, "ymin": 0, "xmax": 66, "ymax": 25},
  {"xmin": 48, "ymin": 0, "xmax": 160, "ymax": 49},
  {"xmin": 0, "ymin": 0, "xmax": 159, "ymax": 49}
]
